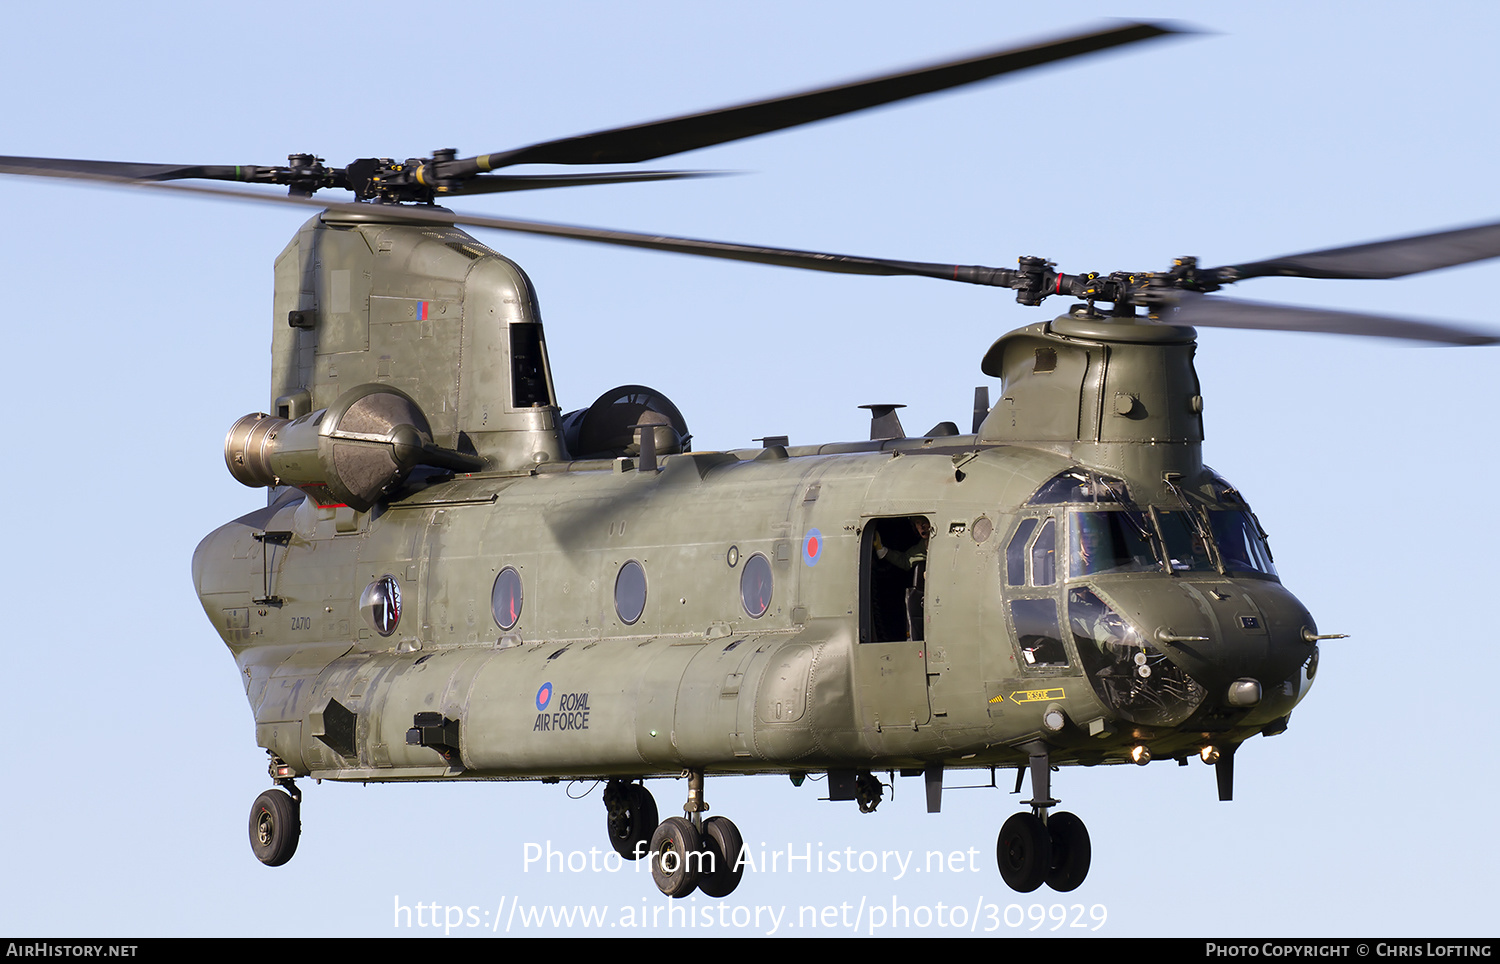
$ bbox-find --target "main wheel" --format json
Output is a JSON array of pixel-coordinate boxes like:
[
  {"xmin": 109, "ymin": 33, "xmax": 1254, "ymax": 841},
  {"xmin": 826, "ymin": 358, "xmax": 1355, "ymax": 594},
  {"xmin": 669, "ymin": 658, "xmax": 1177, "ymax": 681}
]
[
  {"xmin": 996, "ymin": 812, "xmax": 1050, "ymax": 893},
  {"xmin": 649, "ymin": 817, "xmax": 703, "ymax": 898},
  {"xmin": 249, "ymin": 789, "xmax": 300, "ymax": 867},
  {"xmin": 1044, "ymin": 811, "xmax": 1091, "ymax": 892},
  {"xmin": 698, "ymin": 816, "xmax": 746, "ymax": 898},
  {"xmin": 605, "ymin": 782, "xmax": 658, "ymax": 860}
]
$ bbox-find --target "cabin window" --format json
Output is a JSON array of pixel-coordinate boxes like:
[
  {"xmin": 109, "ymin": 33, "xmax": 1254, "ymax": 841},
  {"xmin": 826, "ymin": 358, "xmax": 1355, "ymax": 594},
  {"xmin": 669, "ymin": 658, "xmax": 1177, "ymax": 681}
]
[
  {"xmin": 491, "ymin": 567, "xmax": 523, "ymax": 630},
  {"xmin": 740, "ymin": 553, "xmax": 773, "ymax": 618},
  {"xmin": 615, "ymin": 560, "xmax": 647, "ymax": 625},
  {"xmin": 359, "ymin": 575, "xmax": 401, "ymax": 636}
]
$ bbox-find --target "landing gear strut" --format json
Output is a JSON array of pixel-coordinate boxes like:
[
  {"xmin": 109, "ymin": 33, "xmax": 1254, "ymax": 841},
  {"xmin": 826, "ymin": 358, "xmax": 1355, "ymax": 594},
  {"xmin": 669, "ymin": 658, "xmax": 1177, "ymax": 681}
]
[
  {"xmin": 996, "ymin": 744, "xmax": 1091, "ymax": 893},
  {"xmin": 249, "ymin": 759, "xmax": 302, "ymax": 867},
  {"xmin": 637, "ymin": 769, "xmax": 747, "ymax": 899}
]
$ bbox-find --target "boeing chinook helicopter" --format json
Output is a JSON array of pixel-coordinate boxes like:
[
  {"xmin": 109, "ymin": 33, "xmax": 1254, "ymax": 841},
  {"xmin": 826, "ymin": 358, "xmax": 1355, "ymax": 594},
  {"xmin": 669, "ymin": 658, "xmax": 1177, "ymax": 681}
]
[{"xmin": 6, "ymin": 21, "xmax": 1499, "ymax": 901}]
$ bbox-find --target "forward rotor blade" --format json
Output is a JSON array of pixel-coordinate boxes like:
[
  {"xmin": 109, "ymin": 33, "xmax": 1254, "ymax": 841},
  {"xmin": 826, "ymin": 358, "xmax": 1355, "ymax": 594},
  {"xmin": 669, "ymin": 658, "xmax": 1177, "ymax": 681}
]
[
  {"xmin": 0, "ymin": 154, "xmax": 253, "ymax": 183},
  {"xmin": 455, "ymin": 169, "xmax": 727, "ymax": 195},
  {"xmin": 1171, "ymin": 293, "xmax": 1500, "ymax": 345},
  {"xmin": 1220, "ymin": 219, "xmax": 1500, "ymax": 281},
  {"xmin": 460, "ymin": 21, "xmax": 1182, "ymax": 171}
]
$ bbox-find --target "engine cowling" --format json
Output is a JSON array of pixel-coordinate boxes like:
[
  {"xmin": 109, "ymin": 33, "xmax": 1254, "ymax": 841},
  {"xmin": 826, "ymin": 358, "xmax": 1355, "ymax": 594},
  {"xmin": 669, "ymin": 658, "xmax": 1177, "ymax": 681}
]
[{"xmin": 224, "ymin": 383, "xmax": 481, "ymax": 510}]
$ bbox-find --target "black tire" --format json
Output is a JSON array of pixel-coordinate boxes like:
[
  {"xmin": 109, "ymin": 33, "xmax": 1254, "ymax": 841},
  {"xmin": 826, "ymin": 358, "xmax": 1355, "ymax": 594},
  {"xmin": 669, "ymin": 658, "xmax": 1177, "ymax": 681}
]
[
  {"xmin": 1044, "ymin": 811, "xmax": 1091, "ymax": 892},
  {"xmin": 606, "ymin": 783, "xmax": 659, "ymax": 860},
  {"xmin": 249, "ymin": 789, "xmax": 300, "ymax": 867},
  {"xmin": 698, "ymin": 816, "xmax": 746, "ymax": 898},
  {"xmin": 996, "ymin": 812, "xmax": 1050, "ymax": 893},
  {"xmin": 649, "ymin": 817, "xmax": 703, "ymax": 898}
]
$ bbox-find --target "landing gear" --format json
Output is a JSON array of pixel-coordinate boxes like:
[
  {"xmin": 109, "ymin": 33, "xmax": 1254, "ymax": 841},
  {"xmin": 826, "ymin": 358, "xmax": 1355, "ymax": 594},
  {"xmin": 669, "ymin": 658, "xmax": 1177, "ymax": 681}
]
[
  {"xmin": 248, "ymin": 788, "xmax": 300, "ymax": 867},
  {"xmin": 648, "ymin": 817, "xmax": 703, "ymax": 898},
  {"xmin": 636, "ymin": 770, "xmax": 747, "ymax": 899},
  {"xmin": 603, "ymin": 779, "xmax": 658, "ymax": 859},
  {"xmin": 995, "ymin": 744, "xmax": 1092, "ymax": 893},
  {"xmin": 996, "ymin": 812, "xmax": 1049, "ymax": 892},
  {"xmin": 1043, "ymin": 811, "xmax": 1091, "ymax": 892},
  {"xmin": 698, "ymin": 816, "xmax": 746, "ymax": 898}
]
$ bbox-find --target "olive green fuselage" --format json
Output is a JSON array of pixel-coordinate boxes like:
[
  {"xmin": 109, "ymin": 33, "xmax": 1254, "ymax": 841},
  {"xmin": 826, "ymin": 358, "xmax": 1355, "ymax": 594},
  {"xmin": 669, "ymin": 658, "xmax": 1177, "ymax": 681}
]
[
  {"xmin": 193, "ymin": 438, "xmax": 1313, "ymax": 784},
  {"xmin": 193, "ymin": 211, "xmax": 1318, "ymax": 788}
]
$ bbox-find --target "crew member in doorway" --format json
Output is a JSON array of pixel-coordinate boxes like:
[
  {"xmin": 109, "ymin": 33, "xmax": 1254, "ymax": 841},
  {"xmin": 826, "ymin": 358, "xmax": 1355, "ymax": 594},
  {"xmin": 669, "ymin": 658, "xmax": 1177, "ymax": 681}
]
[{"xmin": 873, "ymin": 516, "xmax": 931, "ymax": 641}]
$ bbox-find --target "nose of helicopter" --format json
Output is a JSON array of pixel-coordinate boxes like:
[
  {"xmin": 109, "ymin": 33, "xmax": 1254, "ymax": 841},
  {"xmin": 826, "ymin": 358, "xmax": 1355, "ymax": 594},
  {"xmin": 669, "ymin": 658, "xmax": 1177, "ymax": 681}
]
[{"xmin": 1096, "ymin": 576, "xmax": 1319, "ymax": 714}]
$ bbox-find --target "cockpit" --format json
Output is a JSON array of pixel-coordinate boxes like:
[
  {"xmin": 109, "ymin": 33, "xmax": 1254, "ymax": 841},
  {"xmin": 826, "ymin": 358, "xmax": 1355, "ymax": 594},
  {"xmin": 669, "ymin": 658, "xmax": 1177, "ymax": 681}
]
[
  {"xmin": 1003, "ymin": 467, "xmax": 1290, "ymax": 728},
  {"xmin": 1024, "ymin": 468, "xmax": 1277, "ymax": 580}
]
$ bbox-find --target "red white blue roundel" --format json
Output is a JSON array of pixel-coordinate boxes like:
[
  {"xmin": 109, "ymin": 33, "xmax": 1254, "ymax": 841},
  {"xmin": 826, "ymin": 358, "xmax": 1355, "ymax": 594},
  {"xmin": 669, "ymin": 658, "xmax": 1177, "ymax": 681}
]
[
  {"xmin": 803, "ymin": 528, "xmax": 823, "ymax": 566},
  {"xmin": 535, "ymin": 682, "xmax": 553, "ymax": 712}
]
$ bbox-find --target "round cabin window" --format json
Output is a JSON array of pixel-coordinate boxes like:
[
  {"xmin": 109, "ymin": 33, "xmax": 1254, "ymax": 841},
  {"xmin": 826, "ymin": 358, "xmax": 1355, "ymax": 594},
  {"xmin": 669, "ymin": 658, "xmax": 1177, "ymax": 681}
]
[
  {"xmin": 491, "ymin": 567, "xmax": 523, "ymax": 630},
  {"xmin": 614, "ymin": 560, "xmax": 647, "ymax": 625},
  {"xmin": 740, "ymin": 553, "xmax": 773, "ymax": 618},
  {"xmin": 360, "ymin": 574, "xmax": 401, "ymax": 636}
]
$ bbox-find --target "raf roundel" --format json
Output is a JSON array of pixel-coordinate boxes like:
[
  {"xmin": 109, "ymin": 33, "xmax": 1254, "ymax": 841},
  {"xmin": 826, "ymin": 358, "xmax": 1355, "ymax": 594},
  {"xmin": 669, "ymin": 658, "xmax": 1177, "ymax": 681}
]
[
  {"xmin": 535, "ymin": 682, "xmax": 553, "ymax": 712},
  {"xmin": 803, "ymin": 528, "xmax": 823, "ymax": 566}
]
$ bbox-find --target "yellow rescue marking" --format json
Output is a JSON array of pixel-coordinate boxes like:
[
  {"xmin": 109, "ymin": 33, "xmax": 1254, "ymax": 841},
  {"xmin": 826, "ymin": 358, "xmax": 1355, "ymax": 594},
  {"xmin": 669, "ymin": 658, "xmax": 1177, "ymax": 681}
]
[{"xmin": 1006, "ymin": 688, "xmax": 1065, "ymax": 704}]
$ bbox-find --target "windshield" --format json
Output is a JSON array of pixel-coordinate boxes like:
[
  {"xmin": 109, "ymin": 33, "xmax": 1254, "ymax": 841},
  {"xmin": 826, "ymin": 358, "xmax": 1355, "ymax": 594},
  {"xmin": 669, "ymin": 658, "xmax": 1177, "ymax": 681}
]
[
  {"xmin": 1156, "ymin": 510, "xmax": 1215, "ymax": 572},
  {"xmin": 1209, "ymin": 510, "xmax": 1277, "ymax": 576},
  {"xmin": 1069, "ymin": 511, "xmax": 1158, "ymax": 577},
  {"xmin": 1022, "ymin": 468, "xmax": 1279, "ymax": 581}
]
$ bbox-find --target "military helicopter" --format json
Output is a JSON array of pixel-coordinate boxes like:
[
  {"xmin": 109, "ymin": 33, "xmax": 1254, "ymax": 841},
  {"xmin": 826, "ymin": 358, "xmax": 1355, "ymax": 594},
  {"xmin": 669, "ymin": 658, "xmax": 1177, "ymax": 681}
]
[{"xmin": 6, "ymin": 20, "xmax": 1499, "ymax": 902}]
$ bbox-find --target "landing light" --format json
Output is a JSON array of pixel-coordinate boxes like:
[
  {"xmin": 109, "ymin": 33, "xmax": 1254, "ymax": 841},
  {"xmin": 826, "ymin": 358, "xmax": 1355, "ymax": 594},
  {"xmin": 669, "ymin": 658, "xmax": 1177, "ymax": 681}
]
[
  {"xmin": 1129, "ymin": 745, "xmax": 1152, "ymax": 766},
  {"xmin": 1227, "ymin": 679, "xmax": 1262, "ymax": 707},
  {"xmin": 1200, "ymin": 745, "xmax": 1220, "ymax": 765}
]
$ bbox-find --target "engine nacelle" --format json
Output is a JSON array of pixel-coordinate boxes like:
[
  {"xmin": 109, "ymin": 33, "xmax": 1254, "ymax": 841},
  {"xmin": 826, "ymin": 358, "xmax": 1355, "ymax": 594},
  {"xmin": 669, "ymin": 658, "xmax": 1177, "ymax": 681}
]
[
  {"xmin": 225, "ymin": 384, "xmax": 480, "ymax": 511},
  {"xmin": 559, "ymin": 384, "xmax": 691, "ymax": 460}
]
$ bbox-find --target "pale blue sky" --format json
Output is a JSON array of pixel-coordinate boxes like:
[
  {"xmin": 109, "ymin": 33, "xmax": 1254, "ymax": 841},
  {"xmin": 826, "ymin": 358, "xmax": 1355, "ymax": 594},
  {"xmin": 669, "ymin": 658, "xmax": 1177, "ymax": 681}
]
[{"xmin": 2, "ymin": 0, "xmax": 1496, "ymax": 938}]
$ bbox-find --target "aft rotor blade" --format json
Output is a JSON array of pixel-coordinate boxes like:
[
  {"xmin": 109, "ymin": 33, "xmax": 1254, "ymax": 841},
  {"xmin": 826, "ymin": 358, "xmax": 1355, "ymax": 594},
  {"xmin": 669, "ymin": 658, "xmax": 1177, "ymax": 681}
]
[
  {"xmin": 1171, "ymin": 293, "xmax": 1500, "ymax": 345},
  {"xmin": 1219, "ymin": 219, "xmax": 1500, "ymax": 281},
  {"xmin": 0, "ymin": 166, "xmax": 1015, "ymax": 283},
  {"xmin": 459, "ymin": 21, "xmax": 1182, "ymax": 171},
  {"xmin": 437, "ymin": 210, "xmax": 1012, "ymax": 282}
]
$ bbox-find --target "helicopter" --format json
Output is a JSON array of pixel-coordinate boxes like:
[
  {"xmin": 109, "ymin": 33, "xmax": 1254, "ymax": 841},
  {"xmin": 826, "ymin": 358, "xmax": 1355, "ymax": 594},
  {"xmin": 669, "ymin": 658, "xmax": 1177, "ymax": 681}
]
[{"xmin": 6, "ymin": 19, "xmax": 1500, "ymax": 905}]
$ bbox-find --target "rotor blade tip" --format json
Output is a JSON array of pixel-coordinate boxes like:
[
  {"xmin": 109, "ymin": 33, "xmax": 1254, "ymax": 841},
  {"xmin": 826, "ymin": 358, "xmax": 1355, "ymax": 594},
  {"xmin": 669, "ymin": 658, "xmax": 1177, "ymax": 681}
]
[{"xmin": 1127, "ymin": 19, "xmax": 1205, "ymax": 39}]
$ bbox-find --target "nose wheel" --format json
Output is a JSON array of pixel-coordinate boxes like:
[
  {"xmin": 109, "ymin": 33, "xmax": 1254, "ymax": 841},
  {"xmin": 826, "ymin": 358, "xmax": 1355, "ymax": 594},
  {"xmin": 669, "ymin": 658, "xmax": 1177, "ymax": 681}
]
[{"xmin": 996, "ymin": 745, "xmax": 1092, "ymax": 892}]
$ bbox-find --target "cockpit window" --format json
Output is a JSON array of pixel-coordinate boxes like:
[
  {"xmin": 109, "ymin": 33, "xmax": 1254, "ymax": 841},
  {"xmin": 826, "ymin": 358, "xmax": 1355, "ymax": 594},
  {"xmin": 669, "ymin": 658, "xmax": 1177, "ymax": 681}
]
[
  {"xmin": 1029, "ymin": 469, "xmax": 1131, "ymax": 506},
  {"xmin": 1156, "ymin": 511, "xmax": 1215, "ymax": 572},
  {"xmin": 1210, "ymin": 510, "xmax": 1277, "ymax": 576},
  {"xmin": 1069, "ymin": 511, "xmax": 1158, "ymax": 577},
  {"xmin": 1202, "ymin": 468, "xmax": 1248, "ymax": 507},
  {"xmin": 1005, "ymin": 518, "xmax": 1038, "ymax": 586},
  {"xmin": 1031, "ymin": 519, "xmax": 1057, "ymax": 586},
  {"xmin": 1068, "ymin": 587, "xmax": 1205, "ymax": 726},
  {"xmin": 1010, "ymin": 597, "xmax": 1069, "ymax": 667}
]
